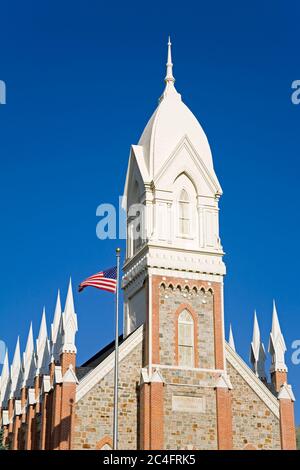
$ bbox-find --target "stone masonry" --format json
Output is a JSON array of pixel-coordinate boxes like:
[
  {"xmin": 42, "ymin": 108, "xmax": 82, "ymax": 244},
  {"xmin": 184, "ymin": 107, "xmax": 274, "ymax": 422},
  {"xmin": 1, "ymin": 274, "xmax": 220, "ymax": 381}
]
[
  {"xmin": 227, "ymin": 361, "xmax": 281, "ymax": 450},
  {"xmin": 73, "ymin": 340, "xmax": 143, "ymax": 450}
]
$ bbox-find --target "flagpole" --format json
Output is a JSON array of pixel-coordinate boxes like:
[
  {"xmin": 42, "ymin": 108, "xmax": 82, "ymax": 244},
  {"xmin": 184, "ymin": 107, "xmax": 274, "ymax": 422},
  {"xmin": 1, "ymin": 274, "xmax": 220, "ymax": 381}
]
[{"xmin": 113, "ymin": 247, "xmax": 121, "ymax": 450}]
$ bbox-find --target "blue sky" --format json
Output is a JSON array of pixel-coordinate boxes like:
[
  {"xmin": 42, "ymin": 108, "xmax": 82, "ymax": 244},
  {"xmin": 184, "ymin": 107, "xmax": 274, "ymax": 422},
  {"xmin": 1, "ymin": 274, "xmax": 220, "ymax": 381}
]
[{"xmin": 0, "ymin": 0, "xmax": 300, "ymax": 422}]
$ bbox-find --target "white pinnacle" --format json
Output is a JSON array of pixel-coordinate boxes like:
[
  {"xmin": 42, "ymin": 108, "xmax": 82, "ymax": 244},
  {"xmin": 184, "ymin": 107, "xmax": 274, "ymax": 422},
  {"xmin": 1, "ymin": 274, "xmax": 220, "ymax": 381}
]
[
  {"xmin": 268, "ymin": 300, "xmax": 287, "ymax": 372},
  {"xmin": 228, "ymin": 324, "xmax": 236, "ymax": 351},
  {"xmin": 38, "ymin": 307, "xmax": 47, "ymax": 343},
  {"xmin": 61, "ymin": 278, "xmax": 78, "ymax": 354},
  {"xmin": 64, "ymin": 279, "xmax": 75, "ymax": 319},
  {"xmin": 36, "ymin": 307, "xmax": 51, "ymax": 375},
  {"xmin": 22, "ymin": 322, "xmax": 36, "ymax": 388},
  {"xmin": 251, "ymin": 312, "xmax": 260, "ymax": 361},
  {"xmin": 165, "ymin": 36, "xmax": 175, "ymax": 84},
  {"xmin": 10, "ymin": 337, "xmax": 22, "ymax": 398},
  {"xmin": 51, "ymin": 290, "xmax": 62, "ymax": 345},
  {"xmin": 24, "ymin": 323, "xmax": 34, "ymax": 359},
  {"xmin": 250, "ymin": 311, "xmax": 266, "ymax": 380},
  {"xmin": 51, "ymin": 290, "xmax": 62, "ymax": 362}
]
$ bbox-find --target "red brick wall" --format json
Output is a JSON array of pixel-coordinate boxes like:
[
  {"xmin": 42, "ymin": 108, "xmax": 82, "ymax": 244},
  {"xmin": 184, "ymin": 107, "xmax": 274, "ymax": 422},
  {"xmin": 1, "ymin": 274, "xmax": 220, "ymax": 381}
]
[
  {"xmin": 279, "ymin": 399, "xmax": 297, "ymax": 450},
  {"xmin": 216, "ymin": 387, "xmax": 233, "ymax": 449}
]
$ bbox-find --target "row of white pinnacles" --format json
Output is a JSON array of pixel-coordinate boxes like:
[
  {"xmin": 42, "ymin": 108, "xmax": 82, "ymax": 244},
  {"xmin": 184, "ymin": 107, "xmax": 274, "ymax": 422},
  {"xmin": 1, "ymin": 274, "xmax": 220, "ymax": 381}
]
[
  {"xmin": 0, "ymin": 279, "xmax": 78, "ymax": 422},
  {"xmin": 0, "ymin": 279, "xmax": 293, "ymax": 414}
]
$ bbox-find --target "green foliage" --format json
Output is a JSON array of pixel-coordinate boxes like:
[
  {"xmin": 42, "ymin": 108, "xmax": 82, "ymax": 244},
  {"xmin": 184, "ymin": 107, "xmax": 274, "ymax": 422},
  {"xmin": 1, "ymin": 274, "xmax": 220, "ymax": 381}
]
[
  {"xmin": 297, "ymin": 426, "xmax": 300, "ymax": 450},
  {"xmin": 0, "ymin": 428, "xmax": 7, "ymax": 450}
]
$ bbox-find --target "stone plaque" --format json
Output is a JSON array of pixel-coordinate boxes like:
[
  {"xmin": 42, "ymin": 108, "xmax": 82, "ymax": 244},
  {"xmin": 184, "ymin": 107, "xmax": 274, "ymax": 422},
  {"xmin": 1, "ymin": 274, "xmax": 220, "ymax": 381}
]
[{"xmin": 172, "ymin": 395, "xmax": 206, "ymax": 413}]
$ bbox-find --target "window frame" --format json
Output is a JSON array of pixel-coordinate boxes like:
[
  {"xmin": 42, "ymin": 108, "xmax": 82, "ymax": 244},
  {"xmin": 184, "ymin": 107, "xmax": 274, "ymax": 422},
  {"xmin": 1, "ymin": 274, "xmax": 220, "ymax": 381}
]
[{"xmin": 176, "ymin": 306, "xmax": 197, "ymax": 368}]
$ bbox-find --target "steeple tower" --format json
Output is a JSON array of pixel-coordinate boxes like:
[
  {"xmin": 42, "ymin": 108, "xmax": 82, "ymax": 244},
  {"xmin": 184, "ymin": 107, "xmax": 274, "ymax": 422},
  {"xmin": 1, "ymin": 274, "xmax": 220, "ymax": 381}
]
[
  {"xmin": 268, "ymin": 300, "xmax": 287, "ymax": 392},
  {"xmin": 250, "ymin": 311, "xmax": 266, "ymax": 381},
  {"xmin": 123, "ymin": 39, "xmax": 227, "ymax": 449}
]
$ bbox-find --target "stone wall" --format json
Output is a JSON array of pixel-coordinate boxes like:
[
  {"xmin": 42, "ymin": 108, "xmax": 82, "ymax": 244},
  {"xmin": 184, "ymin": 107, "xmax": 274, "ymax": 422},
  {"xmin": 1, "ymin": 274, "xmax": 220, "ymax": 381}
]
[
  {"xmin": 73, "ymin": 341, "xmax": 143, "ymax": 450},
  {"xmin": 159, "ymin": 284, "xmax": 215, "ymax": 369},
  {"xmin": 227, "ymin": 361, "xmax": 281, "ymax": 449},
  {"xmin": 162, "ymin": 368, "xmax": 218, "ymax": 450}
]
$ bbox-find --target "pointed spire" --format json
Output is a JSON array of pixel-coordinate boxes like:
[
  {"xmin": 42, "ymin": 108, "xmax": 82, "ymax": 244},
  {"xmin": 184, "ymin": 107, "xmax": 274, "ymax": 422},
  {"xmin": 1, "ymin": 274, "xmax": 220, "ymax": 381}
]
[
  {"xmin": 250, "ymin": 311, "xmax": 266, "ymax": 380},
  {"xmin": 228, "ymin": 324, "xmax": 236, "ymax": 351},
  {"xmin": 36, "ymin": 307, "xmax": 51, "ymax": 375},
  {"xmin": 268, "ymin": 300, "xmax": 287, "ymax": 372},
  {"xmin": 251, "ymin": 311, "xmax": 260, "ymax": 360},
  {"xmin": 64, "ymin": 279, "xmax": 75, "ymax": 320},
  {"xmin": 271, "ymin": 300, "xmax": 286, "ymax": 346},
  {"xmin": 37, "ymin": 307, "xmax": 47, "ymax": 343},
  {"xmin": 12, "ymin": 337, "xmax": 21, "ymax": 365},
  {"xmin": 0, "ymin": 349, "xmax": 9, "ymax": 407},
  {"xmin": 51, "ymin": 290, "xmax": 62, "ymax": 344},
  {"xmin": 165, "ymin": 36, "xmax": 175, "ymax": 84},
  {"xmin": 10, "ymin": 337, "xmax": 22, "ymax": 398},
  {"xmin": 24, "ymin": 323, "xmax": 34, "ymax": 358},
  {"xmin": 22, "ymin": 322, "xmax": 36, "ymax": 388},
  {"xmin": 61, "ymin": 278, "xmax": 78, "ymax": 354},
  {"xmin": 51, "ymin": 290, "xmax": 62, "ymax": 363}
]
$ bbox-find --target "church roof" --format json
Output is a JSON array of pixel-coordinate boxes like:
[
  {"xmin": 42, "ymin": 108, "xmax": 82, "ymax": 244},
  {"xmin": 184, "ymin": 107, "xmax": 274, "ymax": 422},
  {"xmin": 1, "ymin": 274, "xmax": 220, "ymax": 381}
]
[{"xmin": 80, "ymin": 333, "xmax": 124, "ymax": 369}]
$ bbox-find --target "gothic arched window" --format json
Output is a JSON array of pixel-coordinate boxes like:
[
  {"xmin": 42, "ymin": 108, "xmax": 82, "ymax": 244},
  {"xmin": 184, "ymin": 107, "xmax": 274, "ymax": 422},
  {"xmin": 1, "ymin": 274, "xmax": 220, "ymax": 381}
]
[
  {"xmin": 178, "ymin": 309, "xmax": 194, "ymax": 367},
  {"xmin": 178, "ymin": 189, "xmax": 190, "ymax": 236}
]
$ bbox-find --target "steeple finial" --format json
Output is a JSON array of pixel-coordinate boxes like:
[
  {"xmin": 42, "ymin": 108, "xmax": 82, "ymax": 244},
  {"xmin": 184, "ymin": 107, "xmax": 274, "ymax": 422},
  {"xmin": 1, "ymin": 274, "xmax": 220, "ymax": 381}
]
[{"xmin": 165, "ymin": 36, "xmax": 175, "ymax": 84}]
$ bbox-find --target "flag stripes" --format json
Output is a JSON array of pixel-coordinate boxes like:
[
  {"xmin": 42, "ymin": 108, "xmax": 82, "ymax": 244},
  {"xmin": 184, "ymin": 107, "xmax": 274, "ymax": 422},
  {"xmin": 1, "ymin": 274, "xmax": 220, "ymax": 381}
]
[{"xmin": 78, "ymin": 267, "xmax": 117, "ymax": 293}]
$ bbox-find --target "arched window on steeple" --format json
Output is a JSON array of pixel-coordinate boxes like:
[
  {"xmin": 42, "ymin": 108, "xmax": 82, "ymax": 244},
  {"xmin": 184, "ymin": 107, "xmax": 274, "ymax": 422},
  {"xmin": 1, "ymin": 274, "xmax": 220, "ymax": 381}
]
[
  {"xmin": 178, "ymin": 309, "xmax": 194, "ymax": 367},
  {"xmin": 127, "ymin": 181, "xmax": 144, "ymax": 258},
  {"xmin": 178, "ymin": 189, "xmax": 190, "ymax": 237}
]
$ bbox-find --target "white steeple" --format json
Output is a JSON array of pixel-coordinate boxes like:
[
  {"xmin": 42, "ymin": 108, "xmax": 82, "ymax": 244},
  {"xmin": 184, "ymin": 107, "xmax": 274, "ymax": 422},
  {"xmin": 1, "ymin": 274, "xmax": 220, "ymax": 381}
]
[
  {"xmin": 22, "ymin": 323, "xmax": 36, "ymax": 388},
  {"xmin": 122, "ymin": 39, "xmax": 225, "ymax": 336},
  {"xmin": 51, "ymin": 290, "xmax": 62, "ymax": 362},
  {"xmin": 250, "ymin": 311, "xmax": 266, "ymax": 380},
  {"xmin": 228, "ymin": 324, "xmax": 236, "ymax": 351},
  {"xmin": 165, "ymin": 36, "xmax": 175, "ymax": 84},
  {"xmin": 61, "ymin": 279, "xmax": 78, "ymax": 354},
  {"xmin": 268, "ymin": 300, "xmax": 287, "ymax": 372},
  {"xmin": 10, "ymin": 337, "xmax": 22, "ymax": 399},
  {"xmin": 0, "ymin": 350, "xmax": 9, "ymax": 408},
  {"xmin": 36, "ymin": 307, "xmax": 51, "ymax": 375},
  {"xmin": 137, "ymin": 38, "xmax": 220, "ymax": 180}
]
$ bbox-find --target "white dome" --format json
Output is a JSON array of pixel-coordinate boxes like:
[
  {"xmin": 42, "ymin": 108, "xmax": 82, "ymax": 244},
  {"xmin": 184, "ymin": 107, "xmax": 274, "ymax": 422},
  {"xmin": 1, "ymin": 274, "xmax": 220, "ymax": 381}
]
[{"xmin": 138, "ymin": 81, "xmax": 214, "ymax": 178}]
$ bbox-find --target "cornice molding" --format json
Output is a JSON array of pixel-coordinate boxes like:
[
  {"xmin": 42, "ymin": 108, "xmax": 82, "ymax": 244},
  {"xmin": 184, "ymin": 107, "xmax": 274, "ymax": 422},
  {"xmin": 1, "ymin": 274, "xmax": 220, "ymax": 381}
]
[{"xmin": 225, "ymin": 342, "xmax": 279, "ymax": 419}]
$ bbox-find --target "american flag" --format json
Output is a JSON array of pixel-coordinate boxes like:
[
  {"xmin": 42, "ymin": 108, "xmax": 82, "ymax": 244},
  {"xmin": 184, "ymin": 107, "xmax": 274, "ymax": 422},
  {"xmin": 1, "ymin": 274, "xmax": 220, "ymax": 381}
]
[{"xmin": 78, "ymin": 267, "xmax": 117, "ymax": 294}]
